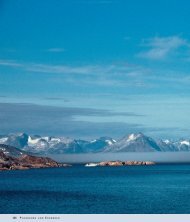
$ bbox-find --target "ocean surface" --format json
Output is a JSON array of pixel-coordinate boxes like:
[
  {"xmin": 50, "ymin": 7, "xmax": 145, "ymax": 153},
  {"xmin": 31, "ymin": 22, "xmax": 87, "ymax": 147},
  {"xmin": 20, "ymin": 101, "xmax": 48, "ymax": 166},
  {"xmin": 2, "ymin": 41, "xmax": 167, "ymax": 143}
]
[{"xmin": 1, "ymin": 164, "xmax": 190, "ymax": 214}]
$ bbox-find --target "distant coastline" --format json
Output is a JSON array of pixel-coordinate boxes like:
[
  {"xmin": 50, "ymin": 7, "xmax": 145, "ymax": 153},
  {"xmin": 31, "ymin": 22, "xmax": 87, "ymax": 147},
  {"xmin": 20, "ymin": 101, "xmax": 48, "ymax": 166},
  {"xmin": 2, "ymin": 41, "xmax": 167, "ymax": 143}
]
[
  {"xmin": 85, "ymin": 160, "xmax": 156, "ymax": 167},
  {"xmin": 2, "ymin": 142, "xmax": 190, "ymax": 171}
]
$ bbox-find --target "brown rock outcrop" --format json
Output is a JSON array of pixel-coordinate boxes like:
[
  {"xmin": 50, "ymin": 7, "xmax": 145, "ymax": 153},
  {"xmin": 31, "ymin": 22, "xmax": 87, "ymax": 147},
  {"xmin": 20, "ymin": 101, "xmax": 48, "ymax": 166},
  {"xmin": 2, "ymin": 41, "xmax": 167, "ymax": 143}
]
[
  {"xmin": 86, "ymin": 160, "xmax": 156, "ymax": 167},
  {"xmin": 0, "ymin": 150, "xmax": 70, "ymax": 170},
  {"xmin": 18, "ymin": 154, "xmax": 59, "ymax": 168}
]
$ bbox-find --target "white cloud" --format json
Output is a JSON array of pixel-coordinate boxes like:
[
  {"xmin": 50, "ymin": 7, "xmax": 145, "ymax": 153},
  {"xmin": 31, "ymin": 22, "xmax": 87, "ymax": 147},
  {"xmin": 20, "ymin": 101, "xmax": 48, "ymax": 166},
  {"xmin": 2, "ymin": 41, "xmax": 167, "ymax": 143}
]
[
  {"xmin": 0, "ymin": 59, "xmax": 24, "ymax": 67},
  {"xmin": 0, "ymin": 59, "xmax": 146, "ymax": 76},
  {"xmin": 26, "ymin": 63, "xmax": 98, "ymax": 74},
  {"xmin": 138, "ymin": 36, "xmax": 189, "ymax": 60},
  {"xmin": 0, "ymin": 59, "xmax": 149, "ymax": 87}
]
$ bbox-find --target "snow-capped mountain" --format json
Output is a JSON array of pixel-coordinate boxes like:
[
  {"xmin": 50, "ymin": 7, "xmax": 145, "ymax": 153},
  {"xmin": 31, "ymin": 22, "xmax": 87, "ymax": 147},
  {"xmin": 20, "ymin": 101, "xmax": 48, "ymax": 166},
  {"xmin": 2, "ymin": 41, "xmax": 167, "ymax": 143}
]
[
  {"xmin": 157, "ymin": 139, "xmax": 190, "ymax": 152},
  {"xmin": 157, "ymin": 139, "xmax": 179, "ymax": 152},
  {"xmin": 104, "ymin": 133, "xmax": 190, "ymax": 153},
  {"xmin": 82, "ymin": 137, "xmax": 116, "ymax": 153},
  {"xmin": 0, "ymin": 133, "xmax": 28, "ymax": 149},
  {"xmin": 175, "ymin": 139, "xmax": 190, "ymax": 151},
  {"xmin": 0, "ymin": 133, "xmax": 116, "ymax": 154},
  {"xmin": 104, "ymin": 133, "xmax": 161, "ymax": 152},
  {"xmin": 0, "ymin": 132, "xmax": 190, "ymax": 154}
]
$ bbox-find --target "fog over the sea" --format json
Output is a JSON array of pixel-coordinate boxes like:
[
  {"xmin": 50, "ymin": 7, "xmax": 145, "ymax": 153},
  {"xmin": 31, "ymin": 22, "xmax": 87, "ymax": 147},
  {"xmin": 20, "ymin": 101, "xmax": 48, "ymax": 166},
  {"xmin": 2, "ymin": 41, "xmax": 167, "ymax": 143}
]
[{"xmin": 48, "ymin": 152, "xmax": 190, "ymax": 164}]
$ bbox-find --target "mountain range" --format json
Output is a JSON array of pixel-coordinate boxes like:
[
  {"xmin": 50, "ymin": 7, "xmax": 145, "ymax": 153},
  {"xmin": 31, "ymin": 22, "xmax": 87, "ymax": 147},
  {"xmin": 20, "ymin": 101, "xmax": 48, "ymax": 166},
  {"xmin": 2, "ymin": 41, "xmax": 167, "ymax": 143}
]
[{"xmin": 0, "ymin": 132, "xmax": 190, "ymax": 154}]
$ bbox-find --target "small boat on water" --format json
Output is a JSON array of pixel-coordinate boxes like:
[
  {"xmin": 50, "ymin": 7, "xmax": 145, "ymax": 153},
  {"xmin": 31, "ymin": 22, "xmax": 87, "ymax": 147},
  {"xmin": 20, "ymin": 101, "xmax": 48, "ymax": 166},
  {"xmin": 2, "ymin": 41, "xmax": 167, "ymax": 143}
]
[{"xmin": 85, "ymin": 163, "xmax": 98, "ymax": 167}]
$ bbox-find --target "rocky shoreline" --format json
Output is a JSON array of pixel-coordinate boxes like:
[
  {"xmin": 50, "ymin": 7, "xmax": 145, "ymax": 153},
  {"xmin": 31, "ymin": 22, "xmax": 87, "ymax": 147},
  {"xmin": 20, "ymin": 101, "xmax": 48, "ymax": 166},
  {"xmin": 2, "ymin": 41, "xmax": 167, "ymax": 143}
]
[
  {"xmin": 85, "ymin": 160, "xmax": 156, "ymax": 167},
  {"xmin": 0, "ymin": 150, "xmax": 71, "ymax": 171}
]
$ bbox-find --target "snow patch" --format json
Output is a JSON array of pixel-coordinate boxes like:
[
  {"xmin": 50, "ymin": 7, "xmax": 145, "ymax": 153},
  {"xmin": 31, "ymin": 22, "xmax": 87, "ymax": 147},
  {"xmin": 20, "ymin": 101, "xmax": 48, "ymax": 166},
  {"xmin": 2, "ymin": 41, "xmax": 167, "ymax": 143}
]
[
  {"xmin": 105, "ymin": 140, "xmax": 113, "ymax": 145},
  {"xmin": 180, "ymin": 140, "xmax": 190, "ymax": 146},
  {"xmin": 42, "ymin": 137, "xmax": 50, "ymax": 142},
  {"xmin": 127, "ymin": 134, "xmax": 138, "ymax": 142},
  {"xmin": 0, "ymin": 137, "xmax": 8, "ymax": 143},
  {"xmin": 28, "ymin": 136, "xmax": 41, "ymax": 144},
  {"xmin": 51, "ymin": 138, "xmax": 61, "ymax": 142},
  {"xmin": 163, "ymin": 139, "xmax": 170, "ymax": 144}
]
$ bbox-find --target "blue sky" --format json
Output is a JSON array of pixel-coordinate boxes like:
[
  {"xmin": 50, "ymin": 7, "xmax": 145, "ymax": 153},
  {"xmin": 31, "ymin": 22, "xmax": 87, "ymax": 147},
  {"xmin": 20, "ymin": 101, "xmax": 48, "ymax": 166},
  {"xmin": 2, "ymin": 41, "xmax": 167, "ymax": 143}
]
[{"xmin": 0, "ymin": 0, "xmax": 190, "ymax": 139}]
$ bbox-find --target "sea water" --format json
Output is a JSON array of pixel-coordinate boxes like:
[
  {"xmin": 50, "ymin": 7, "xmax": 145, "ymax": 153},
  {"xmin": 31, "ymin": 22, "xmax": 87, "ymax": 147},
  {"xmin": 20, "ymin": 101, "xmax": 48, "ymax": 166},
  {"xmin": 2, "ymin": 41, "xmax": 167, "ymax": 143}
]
[{"xmin": 0, "ymin": 164, "xmax": 190, "ymax": 214}]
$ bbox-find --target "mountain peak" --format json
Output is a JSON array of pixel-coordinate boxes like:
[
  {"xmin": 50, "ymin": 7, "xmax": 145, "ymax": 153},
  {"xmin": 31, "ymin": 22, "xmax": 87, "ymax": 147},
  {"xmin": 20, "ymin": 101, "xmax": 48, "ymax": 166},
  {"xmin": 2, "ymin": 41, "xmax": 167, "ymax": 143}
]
[
  {"xmin": 127, "ymin": 132, "xmax": 144, "ymax": 142},
  {"xmin": 104, "ymin": 132, "xmax": 161, "ymax": 152}
]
